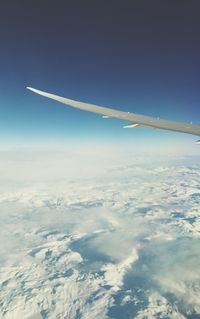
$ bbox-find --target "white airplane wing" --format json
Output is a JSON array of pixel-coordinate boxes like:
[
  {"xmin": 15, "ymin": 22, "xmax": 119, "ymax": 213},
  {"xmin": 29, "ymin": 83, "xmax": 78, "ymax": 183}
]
[{"xmin": 26, "ymin": 87, "xmax": 200, "ymax": 139}]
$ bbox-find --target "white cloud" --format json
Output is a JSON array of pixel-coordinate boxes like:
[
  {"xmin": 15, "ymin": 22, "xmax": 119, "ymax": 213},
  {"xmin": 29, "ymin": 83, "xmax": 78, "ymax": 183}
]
[{"xmin": 0, "ymin": 148, "xmax": 200, "ymax": 318}]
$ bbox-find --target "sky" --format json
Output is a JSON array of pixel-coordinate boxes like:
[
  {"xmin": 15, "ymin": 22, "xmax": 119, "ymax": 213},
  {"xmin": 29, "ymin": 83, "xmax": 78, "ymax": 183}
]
[
  {"xmin": 1, "ymin": 0, "xmax": 200, "ymax": 152},
  {"xmin": 1, "ymin": 3, "xmax": 200, "ymax": 317}
]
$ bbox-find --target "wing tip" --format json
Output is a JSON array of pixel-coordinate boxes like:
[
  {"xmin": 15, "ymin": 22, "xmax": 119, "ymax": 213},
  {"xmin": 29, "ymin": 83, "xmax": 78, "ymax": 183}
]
[
  {"xmin": 26, "ymin": 86, "xmax": 43, "ymax": 95},
  {"xmin": 26, "ymin": 86, "xmax": 34, "ymax": 91}
]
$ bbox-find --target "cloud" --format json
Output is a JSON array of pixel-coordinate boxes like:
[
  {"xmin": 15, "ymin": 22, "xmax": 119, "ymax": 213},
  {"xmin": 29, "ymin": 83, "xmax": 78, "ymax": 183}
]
[
  {"xmin": 0, "ymin": 149, "xmax": 200, "ymax": 318},
  {"xmin": 151, "ymin": 238, "xmax": 200, "ymax": 314}
]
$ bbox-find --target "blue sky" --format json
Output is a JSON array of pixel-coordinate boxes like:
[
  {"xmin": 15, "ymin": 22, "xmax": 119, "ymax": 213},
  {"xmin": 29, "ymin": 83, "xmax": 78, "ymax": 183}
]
[{"xmin": 0, "ymin": 1, "xmax": 200, "ymax": 151}]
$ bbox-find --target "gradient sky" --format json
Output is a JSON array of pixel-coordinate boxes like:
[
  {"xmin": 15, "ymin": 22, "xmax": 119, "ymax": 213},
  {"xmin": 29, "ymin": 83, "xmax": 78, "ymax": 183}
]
[{"xmin": 1, "ymin": 0, "xmax": 200, "ymax": 150}]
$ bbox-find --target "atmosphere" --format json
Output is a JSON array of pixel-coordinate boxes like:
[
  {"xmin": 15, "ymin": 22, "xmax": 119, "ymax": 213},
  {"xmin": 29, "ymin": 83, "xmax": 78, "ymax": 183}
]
[
  {"xmin": 1, "ymin": 2, "xmax": 200, "ymax": 319},
  {"xmin": 1, "ymin": 1, "xmax": 200, "ymax": 150}
]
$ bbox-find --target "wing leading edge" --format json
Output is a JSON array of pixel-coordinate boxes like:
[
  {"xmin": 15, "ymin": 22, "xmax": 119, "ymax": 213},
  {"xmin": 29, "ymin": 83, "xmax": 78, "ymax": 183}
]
[{"xmin": 26, "ymin": 87, "xmax": 200, "ymax": 138}]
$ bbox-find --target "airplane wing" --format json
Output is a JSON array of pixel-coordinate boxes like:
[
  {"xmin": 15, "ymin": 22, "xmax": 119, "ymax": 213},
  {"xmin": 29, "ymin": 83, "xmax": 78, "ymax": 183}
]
[{"xmin": 26, "ymin": 87, "xmax": 200, "ymax": 139}]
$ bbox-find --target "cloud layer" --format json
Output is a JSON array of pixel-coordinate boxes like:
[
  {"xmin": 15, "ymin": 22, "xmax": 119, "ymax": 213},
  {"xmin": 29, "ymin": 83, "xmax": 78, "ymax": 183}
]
[{"xmin": 0, "ymin": 149, "xmax": 200, "ymax": 318}]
